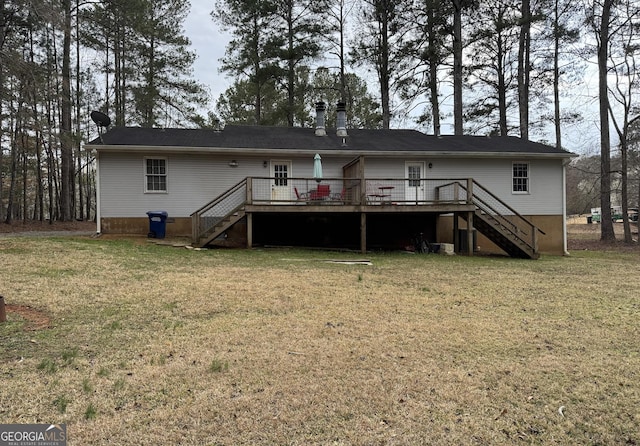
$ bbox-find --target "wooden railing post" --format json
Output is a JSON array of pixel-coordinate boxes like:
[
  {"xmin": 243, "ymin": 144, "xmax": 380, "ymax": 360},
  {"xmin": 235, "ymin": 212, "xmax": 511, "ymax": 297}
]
[
  {"xmin": 246, "ymin": 177, "xmax": 253, "ymax": 204},
  {"xmin": 466, "ymin": 178, "xmax": 473, "ymax": 204},
  {"xmin": 192, "ymin": 214, "xmax": 198, "ymax": 244}
]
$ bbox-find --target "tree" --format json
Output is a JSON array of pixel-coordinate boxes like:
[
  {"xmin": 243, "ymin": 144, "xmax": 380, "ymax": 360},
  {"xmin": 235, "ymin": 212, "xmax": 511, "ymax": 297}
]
[
  {"xmin": 517, "ymin": 0, "xmax": 531, "ymax": 140},
  {"xmin": 546, "ymin": 0, "xmax": 582, "ymax": 149},
  {"xmin": 566, "ymin": 155, "xmax": 602, "ymax": 215},
  {"xmin": 130, "ymin": 0, "xmax": 208, "ymax": 127},
  {"xmin": 466, "ymin": 0, "xmax": 521, "ymax": 135},
  {"xmin": 83, "ymin": 0, "xmax": 207, "ymax": 127},
  {"xmin": 272, "ymin": 0, "xmax": 328, "ymax": 126},
  {"xmin": 325, "ymin": 0, "xmax": 356, "ymax": 102},
  {"xmin": 605, "ymin": 0, "xmax": 640, "ymax": 243},
  {"xmin": 588, "ymin": 0, "xmax": 616, "ymax": 241},
  {"xmin": 212, "ymin": 0, "xmax": 281, "ymax": 125},
  {"xmin": 400, "ymin": 0, "xmax": 452, "ymax": 135},
  {"xmin": 217, "ymin": 66, "xmax": 382, "ymax": 128},
  {"xmin": 60, "ymin": 0, "xmax": 73, "ymax": 221},
  {"xmin": 351, "ymin": 0, "xmax": 411, "ymax": 129},
  {"xmin": 311, "ymin": 67, "xmax": 382, "ymax": 129}
]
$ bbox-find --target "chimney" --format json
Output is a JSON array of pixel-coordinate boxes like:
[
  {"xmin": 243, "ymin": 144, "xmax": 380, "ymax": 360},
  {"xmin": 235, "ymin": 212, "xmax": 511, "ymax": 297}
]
[
  {"xmin": 336, "ymin": 101, "xmax": 348, "ymax": 137},
  {"xmin": 315, "ymin": 101, "xmax": 326, "ymax": 136}
]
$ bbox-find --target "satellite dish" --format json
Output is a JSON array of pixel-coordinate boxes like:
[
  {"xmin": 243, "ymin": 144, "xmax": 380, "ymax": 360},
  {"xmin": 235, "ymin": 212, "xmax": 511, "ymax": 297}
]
[
  {"xmin": 90, "ymin": 110, "xmax": 112, "ymax": 143},
  {"xmin": 91, "ymin": 110, "xmax": 111, "ymax": 127}
]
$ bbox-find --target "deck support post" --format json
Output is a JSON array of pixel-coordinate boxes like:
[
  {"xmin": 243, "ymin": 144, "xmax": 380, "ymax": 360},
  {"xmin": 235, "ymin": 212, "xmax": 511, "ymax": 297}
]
[
  {"xmin": 453, "ymin": 213, "xmax": 459, "ymax": 252},
  {"xmin": 467, "ymin": 211, "xmax": 474, "ymax": 256},
  {"xmin": 360, "ymin": 213, "xmax": 367, "ymax": 253},
  {"xmin": 246, "ymin": 213, "xmax": 253, "ymax": 249}
]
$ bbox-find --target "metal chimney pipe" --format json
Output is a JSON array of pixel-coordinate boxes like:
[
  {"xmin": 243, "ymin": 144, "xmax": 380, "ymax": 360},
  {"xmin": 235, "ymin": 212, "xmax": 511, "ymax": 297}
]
[
  {"xmin": 315, "ymin": 101, "xmax": 327, "ymax": 136},
  {"xmin": 336, "ymin": 101, "xmax": 348, "ymax": 137}
]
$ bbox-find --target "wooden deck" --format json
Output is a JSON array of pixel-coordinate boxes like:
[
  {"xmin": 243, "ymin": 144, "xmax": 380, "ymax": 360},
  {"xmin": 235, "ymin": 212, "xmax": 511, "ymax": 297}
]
[{"xmin": 191, "ymin": 177, "xmax": 541, "ymax": 258}]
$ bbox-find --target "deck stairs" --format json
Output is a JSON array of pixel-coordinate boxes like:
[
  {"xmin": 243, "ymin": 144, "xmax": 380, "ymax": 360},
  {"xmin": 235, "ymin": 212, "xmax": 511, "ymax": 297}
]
[
  {"xmin": 191, "ymin": 179, "xmax": 248, "ymax": 247},
  {"xmin": 454, "ymin": 180, "xmax": 541, "ymax": 259},
  {"xmin": 197, "ymin": 207, "xmax": 246, "ymax": 247},
  {"xmin": 460, "ymin": 211, "xmax": 539, "ymax": 259}
]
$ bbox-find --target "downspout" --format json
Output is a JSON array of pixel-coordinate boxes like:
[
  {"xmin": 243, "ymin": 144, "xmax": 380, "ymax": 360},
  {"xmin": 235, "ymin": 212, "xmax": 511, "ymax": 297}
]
[
  {"xmin": 563, "ymin": 158, "xmax": 570, "ymax": 255},
  {"xmin": 95, "ymin": 150, "xmax": 101, "ymax": 234}
]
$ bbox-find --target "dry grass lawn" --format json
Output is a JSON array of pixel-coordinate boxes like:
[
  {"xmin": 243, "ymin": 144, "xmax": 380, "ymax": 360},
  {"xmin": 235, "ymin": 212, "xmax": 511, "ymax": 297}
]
[{"xmin": 1, "ymin": 226, "xmax": 639, "ymax": 445}]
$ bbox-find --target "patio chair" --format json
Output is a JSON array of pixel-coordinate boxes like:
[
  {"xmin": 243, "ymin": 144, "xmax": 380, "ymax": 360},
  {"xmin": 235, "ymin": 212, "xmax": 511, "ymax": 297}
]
[
  {"xmin": 330, "ymin": 188, "xmax": 346, "ymax": 202},
  {"xmin": 310, "ymin": 184, "xmax": 330, "ymax": 200},
  {"xmin": 294, "ymin": 187, "xmax": 309, "ymax": 201}
]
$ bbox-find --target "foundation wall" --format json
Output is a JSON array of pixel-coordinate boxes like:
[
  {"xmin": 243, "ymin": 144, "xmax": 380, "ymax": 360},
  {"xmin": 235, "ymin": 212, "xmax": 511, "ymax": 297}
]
[
  {"xmin": 436, "ymin": 214, "xmax": 566, "ymax": 255},
  {"xmin": 100, "ymin": 217, "xmax": 192, "ymax": 238}
]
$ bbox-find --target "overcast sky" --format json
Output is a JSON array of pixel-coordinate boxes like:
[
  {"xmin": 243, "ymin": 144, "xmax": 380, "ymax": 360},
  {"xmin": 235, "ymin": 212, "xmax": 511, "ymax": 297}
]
[{"xmin": 184, "ymin": 0, "xmax": 231, "ymax": 106}]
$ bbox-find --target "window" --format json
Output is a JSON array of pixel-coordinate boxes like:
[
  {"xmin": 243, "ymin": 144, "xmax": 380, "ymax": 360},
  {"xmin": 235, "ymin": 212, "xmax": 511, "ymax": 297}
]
[
  {"xmin": 512, "ymin": 162, "xmax": 529, "ymax": 193},
  {"xmin": 407, "ymin": 164, "xmax": 422, "ymax": 187},
  {"xmin": 273, "ymin": 163, "xmax": 288, "ymax": 186},
  {"xmin": 145, "ymin": 158, "xmax": 167, "ymax": 192}
]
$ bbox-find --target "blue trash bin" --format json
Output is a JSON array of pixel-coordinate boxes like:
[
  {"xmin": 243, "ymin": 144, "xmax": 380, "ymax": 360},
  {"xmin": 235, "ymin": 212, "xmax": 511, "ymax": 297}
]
[{"xmin": 146, "ymin": 211, "xmax": 168, "ymax": 238}]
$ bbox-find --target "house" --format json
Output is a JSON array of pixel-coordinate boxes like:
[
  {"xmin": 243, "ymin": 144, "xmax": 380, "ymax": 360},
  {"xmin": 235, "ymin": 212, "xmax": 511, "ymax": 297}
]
[{"xmin": 86, "ymin": 106, "xmax": 576, "ymax": 258}]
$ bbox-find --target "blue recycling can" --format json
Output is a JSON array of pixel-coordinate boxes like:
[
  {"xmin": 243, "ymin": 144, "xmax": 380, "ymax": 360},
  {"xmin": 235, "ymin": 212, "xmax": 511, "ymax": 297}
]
[{"xmin": 146, "ymin": 211, "xmax": 168, "ymax": 238}]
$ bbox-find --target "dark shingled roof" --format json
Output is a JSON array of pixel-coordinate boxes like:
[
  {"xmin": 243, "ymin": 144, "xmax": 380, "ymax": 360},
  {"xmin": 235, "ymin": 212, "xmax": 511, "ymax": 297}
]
[{"xmin": 89, "ymin": 125, "xmax": 575, "ymax": 157}]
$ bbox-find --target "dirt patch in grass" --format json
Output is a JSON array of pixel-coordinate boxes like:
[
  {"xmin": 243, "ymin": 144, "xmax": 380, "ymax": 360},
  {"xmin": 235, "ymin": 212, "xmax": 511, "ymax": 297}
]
[
  {"xmin": 5, "ymin": 304, "xmax": 52, "ymax": 331},
  {"xmin": 568, "ymin": 220, "xmax": 640, "ymax": 252}
]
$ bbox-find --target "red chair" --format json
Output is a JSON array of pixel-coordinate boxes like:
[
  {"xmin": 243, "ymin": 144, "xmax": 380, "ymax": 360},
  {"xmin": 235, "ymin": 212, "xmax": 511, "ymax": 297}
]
[
  {"xmin": 294, "ymin": 187, "xmax": 309, "ymax": 200},
  {"xmin": 310, "ymin": 184, "xmax": 330, "ymax": 200}
]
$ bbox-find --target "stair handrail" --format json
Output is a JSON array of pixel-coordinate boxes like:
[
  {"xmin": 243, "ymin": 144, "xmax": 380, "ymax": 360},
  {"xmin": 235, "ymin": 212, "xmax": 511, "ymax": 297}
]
[
  {"xmin": 191, "ymin": 178, "xmax": 247, "ymax": 242},
  {"xmin": 454, "ymin": 180, "xmax": 543, "ymax": 253}
]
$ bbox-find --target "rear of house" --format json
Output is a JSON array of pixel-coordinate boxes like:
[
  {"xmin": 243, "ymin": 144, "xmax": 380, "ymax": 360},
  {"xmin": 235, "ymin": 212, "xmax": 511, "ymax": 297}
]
[{"xmin": 87, "ymin": 125, "xmax": 575, "ymax": 256}]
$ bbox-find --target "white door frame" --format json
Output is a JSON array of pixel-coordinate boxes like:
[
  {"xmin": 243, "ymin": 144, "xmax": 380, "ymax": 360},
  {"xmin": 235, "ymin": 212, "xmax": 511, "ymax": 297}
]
[
  {"xmin": 270, "ymin": 160, "xmax": 292, "ymax": 202},
  {"xmin": 405, "ymin": 161, "xmax": 426, "ymax": 203}
]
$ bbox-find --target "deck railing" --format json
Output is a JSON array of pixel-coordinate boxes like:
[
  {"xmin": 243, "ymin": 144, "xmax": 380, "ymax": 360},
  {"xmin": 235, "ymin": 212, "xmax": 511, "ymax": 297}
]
[
  {"xmin": 247, "ymin": 177, "xmax": 472, "ymax": 205},
  {"xmin": 191, "ymin": 178, "xmax": 247, "ymax": 241},
  {"xmin": 436, "ymin": 179, "xmax": 540, "ymax": 252}
]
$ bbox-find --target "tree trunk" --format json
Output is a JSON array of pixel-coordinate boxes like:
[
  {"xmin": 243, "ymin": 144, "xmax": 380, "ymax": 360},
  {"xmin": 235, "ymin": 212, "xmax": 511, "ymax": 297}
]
[
  {"xmin": 60, "ymin": 0, "xmax": 73, "ymax": 221},
  {"xmin": 497, "ymin": 33, "xmax": 508, "ymax": 136},
  {"xmin": 452, "ymin": 0, "xmax": 463, "ymax": 135},
  {"xmin": 428, "ymin": 7, "xmax": 440, "ymax": 136},
  {"xmin": 5, "ymin": 124, "xmax": 19, "ymax": 224},
  {"xmin": 598, "ymin": 0, "xmax": 615, "ymax": 241},
  {"xmin": 286, "ymin": 2, "xmax": 295, "ymax": 127},
  {"xmin": 517, "ymin": 0, "xmax": 530, "ymax": 140},
  {"xmin": 379, "ymin": 1, "xmax": 391, "ymax": 129},
  {"xmin": 553, "ymin": 0, "xmax": 562, "ymax": 149}
]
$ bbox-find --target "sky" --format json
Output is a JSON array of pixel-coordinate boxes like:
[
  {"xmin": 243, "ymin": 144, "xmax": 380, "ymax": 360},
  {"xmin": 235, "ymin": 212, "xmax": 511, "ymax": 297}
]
[
  {"xmin": 182, "ymin": 0, "xmax": 602, "ymax": 156},
  {"xmin": 184, "ymin": 0, "xmax": 232, "ymax": 106}
]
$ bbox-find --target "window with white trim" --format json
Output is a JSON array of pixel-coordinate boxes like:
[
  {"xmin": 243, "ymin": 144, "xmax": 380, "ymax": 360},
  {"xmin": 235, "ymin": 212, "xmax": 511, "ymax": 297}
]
[
  {"xmin": 145, "ymin": 158, "xmax": 167, "ymax": 192},
  {"xmin": 512, "ymin": 162, "xmax": 529, "ymax": 193}
]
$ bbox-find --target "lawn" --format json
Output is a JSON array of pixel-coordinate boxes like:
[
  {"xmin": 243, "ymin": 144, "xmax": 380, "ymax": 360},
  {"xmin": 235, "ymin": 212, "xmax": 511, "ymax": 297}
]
[{"xmin": 0, "ymin": 233, "xmax": 639, "ymax": 445}]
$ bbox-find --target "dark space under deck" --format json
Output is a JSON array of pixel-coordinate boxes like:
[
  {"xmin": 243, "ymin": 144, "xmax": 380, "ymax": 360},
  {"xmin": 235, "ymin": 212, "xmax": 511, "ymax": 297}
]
[{"xmin": 246, "ymin": 203, "xmax": 471, "ymax": 251}]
